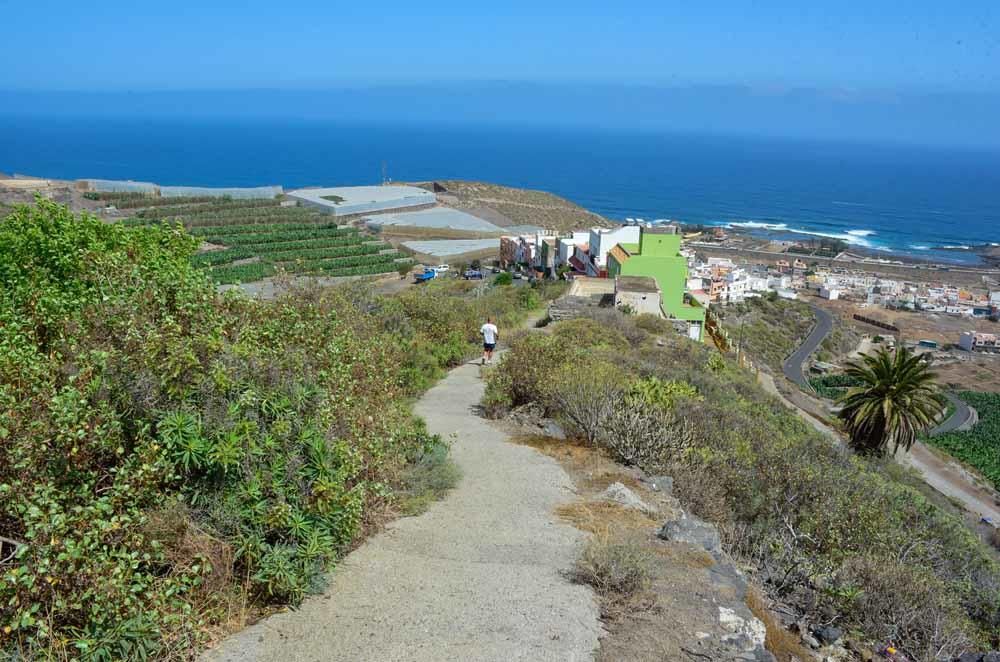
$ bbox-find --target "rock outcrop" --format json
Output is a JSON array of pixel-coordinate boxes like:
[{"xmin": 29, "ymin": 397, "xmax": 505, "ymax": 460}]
[
  {"xmin": 658, "ymin": 511, "xmax": 723, "ymax": 556},
  {"xmin": 652, "ymin": 483, "xmax": 776, "ymax": 662}
]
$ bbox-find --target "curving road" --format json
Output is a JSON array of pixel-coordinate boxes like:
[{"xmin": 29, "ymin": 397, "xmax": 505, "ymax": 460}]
[
  {"xmin": 781, "ymin": 303, "xmax": 972, "ymax": 436},
  {"xmin": 928, "ymin": 391, "xmax": 975, "ymax": 436},
  {"xmin": 777, "ymin": 304, "xmax": 999, "ymax": 523},
  {"xmin": 781, "ymin": 303, "xmax": 834, "ymax": 389}
]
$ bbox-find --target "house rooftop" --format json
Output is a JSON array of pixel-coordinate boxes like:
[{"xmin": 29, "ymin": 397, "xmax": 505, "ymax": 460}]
[{"xmin": 616, "ymin": 275, "xmax": 660, "ymax": 293}]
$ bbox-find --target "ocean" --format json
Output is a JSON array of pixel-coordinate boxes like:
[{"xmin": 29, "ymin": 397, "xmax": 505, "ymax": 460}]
[{"xmin": 2, "ymin": 116, "xmax": 999, "ymax": 265}]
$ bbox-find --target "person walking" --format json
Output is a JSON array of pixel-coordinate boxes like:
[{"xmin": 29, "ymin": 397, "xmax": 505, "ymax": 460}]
[{"xmin": 480, "ymin": 317, "xmax": 499, "ymax": 365}]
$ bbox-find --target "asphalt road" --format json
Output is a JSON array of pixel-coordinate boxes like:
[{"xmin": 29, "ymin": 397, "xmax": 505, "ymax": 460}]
[
  {"xmin": 782, "ymin": 304, "xmax": 972, "ymax": 435},
  {"xmin": 781, "ymin": 303, "xmax": 834, "ymax": 389},
  {"xmin": 929, "ymin": 391, "xmax": 975, "ymax": 436},
  {"xmin": 776, "ymin": 306, "xmax": 998, "ymax": 523}
]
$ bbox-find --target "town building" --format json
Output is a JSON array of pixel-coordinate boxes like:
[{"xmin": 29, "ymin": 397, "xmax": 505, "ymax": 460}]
[
  {"xmin": 614, "ymin": 276, "xmax": 662, "ymax": 316},
  {"xmin": 607, "ymin": 230, "xmax": 705, "ymax": 341},
  {"xmin": 578, "ymin": 226, "xmax": 641, "ymax": 277},
  {"xmin": 959, "ymin": 331, "xmax": 1000, "ymax": 352},
  {"xmin": 557, "ymin": 232, "xmax": 590, "ymax": 269}
]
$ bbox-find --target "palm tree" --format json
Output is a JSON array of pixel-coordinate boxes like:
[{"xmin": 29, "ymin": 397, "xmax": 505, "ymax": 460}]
[{"xmin": 837, "ymin": 345, "xmax": 944, "ymax": 456}]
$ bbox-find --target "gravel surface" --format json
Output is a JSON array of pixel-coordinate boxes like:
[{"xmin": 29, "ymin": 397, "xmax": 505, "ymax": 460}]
[{"xmin": 204, "ymin": 358, "xmax": 601, "ymax": 662}]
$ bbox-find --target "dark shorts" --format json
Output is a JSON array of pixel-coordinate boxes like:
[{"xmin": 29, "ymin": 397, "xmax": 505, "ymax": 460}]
[{"xmin": 484, "ymin": 342, "xmax": 496, "ymax": 351}]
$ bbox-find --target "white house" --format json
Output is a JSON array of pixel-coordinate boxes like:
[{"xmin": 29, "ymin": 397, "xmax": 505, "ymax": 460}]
[
  {"xmin": 768, "ymin": 275, "xmax": 792, "ymax": 290},
  {"xmin": 960, "ymin": 331, "xmax": 1000, "ymax": 352},
  {"xmin": 585, "ymin": 226, "xmax": 641, "ymax": 276},
  {"xmin": 557, "ymin": 232, "xmax": 590, "ymax": 268},
  {"xmin": 723, "ymin": 271, "xmax": 751, "ymax": 303},
  {"xmin": 820, "ymin": 287, "xmax": 841, "ymax": 300}
]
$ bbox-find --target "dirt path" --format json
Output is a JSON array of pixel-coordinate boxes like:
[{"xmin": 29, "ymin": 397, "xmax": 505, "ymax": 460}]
[
  {"xmin": 205, "ymin": 358, "xmax": 601, "ymax": 662},
  {"xmin": 898, "ymin": 444, "xmax": 1000, "ymax": 524}
]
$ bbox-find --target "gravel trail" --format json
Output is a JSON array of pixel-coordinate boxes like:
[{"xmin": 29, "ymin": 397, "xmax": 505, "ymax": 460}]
[{"xmin": 205, "ymin": 358, "xmax": 601, "ymax": 662}]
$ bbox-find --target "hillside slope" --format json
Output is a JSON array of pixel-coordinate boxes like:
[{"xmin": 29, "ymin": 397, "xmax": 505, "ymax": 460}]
[{"xmin": 427, "ymin": 180, "xmax": 612, "ymax": 233}]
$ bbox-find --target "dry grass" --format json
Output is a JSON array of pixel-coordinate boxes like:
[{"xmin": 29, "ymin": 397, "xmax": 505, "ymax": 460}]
[
  {"xmin": 648, "ymin": 541, "xmax": 717, "ymax": 570},
  {"xmin": 140, "ymin": 502, "xmax": 262, "ymax": 648},
  {"xmin": 512, "ymin": 434, "xmax": 644, "ymax": 492},
  {"xmin": 431, "ymin": 180, "xmax": 612, "ymax": 233},
  {"xmin": 556, "ymin": 500, "xmax": 659, "ymax": 536},
  {"xmin": 143, "ymin": 503, "xmax": 234, "ymax": 598},
  {"xmin": 746, "ymin": 586, "xmax": 814, "ymax": 662}
]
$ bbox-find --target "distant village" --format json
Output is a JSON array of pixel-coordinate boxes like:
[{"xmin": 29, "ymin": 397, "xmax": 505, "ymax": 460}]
[{"xmin": 497, "ymin": 223, "xmax": 1000, "ymax": 353}]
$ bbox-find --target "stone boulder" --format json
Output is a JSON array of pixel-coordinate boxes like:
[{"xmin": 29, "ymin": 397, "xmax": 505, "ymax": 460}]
[
  {"xmin": 505, "ymin": 403, "xmax": 565, "ymax": 438},
  {"xmin": 813, "ymin": 624, "xmax": 843, "ymax": 646},
  {"xmin": 658, "ymin": 511, "xmax": 722, "ymax": 555},
  {"xmin": 598, "ymin": 482, "xmax": 657, "ymax": 516}
]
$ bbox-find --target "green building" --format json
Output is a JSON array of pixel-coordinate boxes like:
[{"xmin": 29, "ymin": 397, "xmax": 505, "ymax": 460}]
[{"xmin": 607, "ymin": 231, "xmax": 705, "ymax": 341}]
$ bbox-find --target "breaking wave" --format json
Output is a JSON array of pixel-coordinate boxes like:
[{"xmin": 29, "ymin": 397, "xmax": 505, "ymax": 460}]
[
  {"xmin": 725, "ymin": 221, "xmax": 877, "ymax": 248},
  {"xmin": 727, "ymin": 221, "xmax": 789, "ymax": 231}
]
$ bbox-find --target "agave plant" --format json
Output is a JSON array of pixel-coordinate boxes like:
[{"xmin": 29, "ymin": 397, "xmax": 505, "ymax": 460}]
[{"xmin": 837, "ymin": 346, "xmax": 944, "ymax": 456}]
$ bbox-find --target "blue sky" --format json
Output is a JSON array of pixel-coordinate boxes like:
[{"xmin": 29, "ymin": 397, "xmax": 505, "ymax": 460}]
[
  {"xmin": 3, "ymin": 0, "xmax": 998, "ymax": 91},
  {"xmin": 2, "ymin": 1, "xmax": 999, "ymax": 147}
]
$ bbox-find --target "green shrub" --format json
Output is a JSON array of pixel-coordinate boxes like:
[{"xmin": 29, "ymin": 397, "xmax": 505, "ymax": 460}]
[
  {"xmin": 493, "ymin": 272, "xmax": 513, "ymax": 286},
  {"xmin": 809, "ymin": 373, "xmax": 864, "ymax": 400},
  {"xmin": 483, "ymin": 332, "xmax": 571, "ymax": 416},
  {"xmin": 547, "ymin": 360, "xmax": 626, "ymax": 444},
  {"xmin": 0, "ymin": 201, "xmax": 557, "ymax": 659},
  {"xmin": 571, "ymin": 537, "xmax": 653, "ymax": 598},
  {"xmin": 551, "ymin": 318, "xmax": 629, "ymax": 351},
  {"xmin": 395, "ymin": 439, "xmax": 462, "ymax": 516}
]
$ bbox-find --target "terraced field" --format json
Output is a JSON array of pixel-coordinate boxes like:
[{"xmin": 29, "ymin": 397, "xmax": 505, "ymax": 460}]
[{"xmin": 108, "ymin": 195, "xmax": 408, "ymax": 284}]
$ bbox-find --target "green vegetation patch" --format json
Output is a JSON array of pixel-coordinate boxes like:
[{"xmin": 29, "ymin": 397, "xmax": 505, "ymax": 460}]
[
  {"xmin": 321, "ymin": 194, "xmax": 345, "ymax": 203},
  {"xmin": 808, "ymin": 373, "xmax": 864, "ymax": 400},
  {"xmin": 0, "ymin": 200, "xmax": 559, "ymax": 658},
  {"xmin": 484, "ymin": 311, "xmax": 1000, "ymax": 657},
  {"xmin": 926, "ymin": 391, "xmax": 1000, "ymax": 489},
  {"xmin": 121, "ymin": 200, "xmax": 405, "ymax": 283},
  {"xmin": 394, "ymin": 437, "xmax": 461, "ymax": 516},
  {"xmin": 715, "ymin": 296, "xmax": 816, "ymax": 372}
]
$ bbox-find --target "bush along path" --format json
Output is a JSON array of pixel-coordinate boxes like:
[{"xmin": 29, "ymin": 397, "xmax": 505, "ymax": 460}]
[{"xmin": 205, "ymin": 353, "xmax": 602, "ymax": 661}]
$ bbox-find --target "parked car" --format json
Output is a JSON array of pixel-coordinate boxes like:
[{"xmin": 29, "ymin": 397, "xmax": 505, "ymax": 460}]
[
  {"xmin": 512, "ymin": 272, "xmax": 523, "ymax": 280},
  {"xmin": 463, "ymin": 269, "xmax": 484, "ymax": 280},
  {"xmin": 434, "ymin": 264, "xmax": 450, "ymax": 273}
]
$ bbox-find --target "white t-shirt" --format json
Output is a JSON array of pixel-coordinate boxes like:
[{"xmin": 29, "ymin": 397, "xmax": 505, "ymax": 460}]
[{"xmin": 480, "ymin": 323, "xmax": 498, "ymax": 345}]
